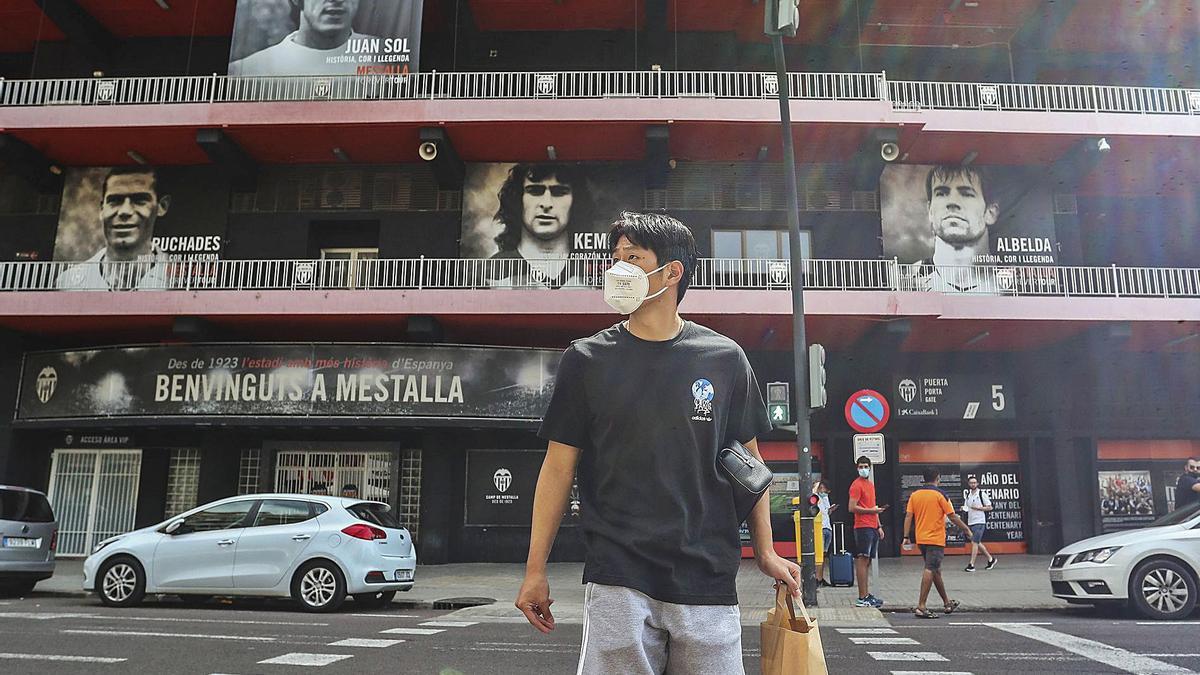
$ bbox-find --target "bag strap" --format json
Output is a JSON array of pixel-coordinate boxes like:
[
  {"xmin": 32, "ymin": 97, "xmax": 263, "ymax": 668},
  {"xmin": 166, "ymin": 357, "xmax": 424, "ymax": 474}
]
[{"xmin": 772, "ymin": 584, "xmax": 814, "ymax": 627}]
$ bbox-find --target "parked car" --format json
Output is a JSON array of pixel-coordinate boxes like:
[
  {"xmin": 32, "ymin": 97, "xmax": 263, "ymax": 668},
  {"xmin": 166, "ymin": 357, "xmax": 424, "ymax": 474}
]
[
  {"xmin": 83, "ymin": 493, "xmax": 416, "ymax": 612},
  {"xmin": 0, "ymin": 485, "xmax": 57, "ymax": 595},
  {"xmin": 1049, "ymin": 501, "xmax": 1200, "ymax": 620}
]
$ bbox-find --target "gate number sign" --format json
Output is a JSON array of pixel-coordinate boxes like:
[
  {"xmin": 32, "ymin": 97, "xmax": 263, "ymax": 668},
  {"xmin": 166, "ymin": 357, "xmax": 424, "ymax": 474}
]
[{"xmin": 845, "ymin": 389, "xmax": 890, "ymax": 434}]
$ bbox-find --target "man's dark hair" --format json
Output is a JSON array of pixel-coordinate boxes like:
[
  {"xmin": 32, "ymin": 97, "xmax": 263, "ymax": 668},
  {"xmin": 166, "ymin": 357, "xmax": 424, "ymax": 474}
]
[
  {"xmin": 924, "ymin": 164, "xmax": 992, "ymax": 205},
  {"xmin": 342, "ymin": 483, "xmax": 358, "ymax": 491},
  {"xmin": 607, "ymin": 211, "xmax": 698, "ymax": 303},
  {"xmin": 855, "ymin": 456, "xmax": 872, "ymax": 467},
  {"xmin": 923, "ymin": 468, "xmax": 940, "ymax": 483},
  {"xmin": 102, "ymin": 166, "xmax": 161, "ymax": 198},
  {"xmin": 966, "ymin": 474, "xmax": 979, "ymax": 483},
  {"xmin": 494, "ymin": 163, "xmax": 594, "ymax": 251}
]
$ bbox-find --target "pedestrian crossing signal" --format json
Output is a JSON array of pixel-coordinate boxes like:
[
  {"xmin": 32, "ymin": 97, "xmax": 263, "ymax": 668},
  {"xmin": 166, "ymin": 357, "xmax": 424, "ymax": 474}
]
[{"xmin": 767, "ymin": 381, "xmax": 791, "ymax": 426}]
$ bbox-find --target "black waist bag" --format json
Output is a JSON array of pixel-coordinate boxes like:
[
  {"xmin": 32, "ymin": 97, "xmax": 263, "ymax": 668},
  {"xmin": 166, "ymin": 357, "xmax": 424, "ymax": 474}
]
[{"xmin": 718, "ymin": 440, "xmax": 773, "ymax": 524}]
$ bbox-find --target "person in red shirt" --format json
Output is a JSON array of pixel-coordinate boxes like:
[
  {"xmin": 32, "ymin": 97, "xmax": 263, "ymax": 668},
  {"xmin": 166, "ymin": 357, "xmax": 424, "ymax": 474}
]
[
  {"xmin": 848, "ymin": 456, "xmax": 888, "ymax": 608},
  {"xmin": 902, "ymin": 468, "xmax": 974, "ymax": 619}
]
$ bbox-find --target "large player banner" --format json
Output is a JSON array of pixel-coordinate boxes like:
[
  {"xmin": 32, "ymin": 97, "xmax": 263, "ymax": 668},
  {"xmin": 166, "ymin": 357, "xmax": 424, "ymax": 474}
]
[
  {"xmin": 881, "ymin": 164, "xmax": 1058, "ymax": 294},
  {"xmin": 18, "ymin": 344, "xmax": 559, "ymax": 421},
  {"xmin": 228, "ymin": 0, "xmax": 423, "ymax": 77},
  {"xmin": 460, "ymin": 163, "xmax": 642, "ymax": 289}
]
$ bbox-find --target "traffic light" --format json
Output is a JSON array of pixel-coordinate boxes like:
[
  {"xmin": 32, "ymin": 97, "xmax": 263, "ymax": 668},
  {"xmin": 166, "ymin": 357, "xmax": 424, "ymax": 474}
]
[
  {"xmin": 806, "ymin": 493, "xmax": 821, "ymax": 516},
  {"xmin": 808, "ymin": 343, "xmax": 827, "ymax": 409},
  {"xmin": 766, "ymin": 381, "xmax": 791, "ymax": 426},
  {"xmin": 764, "ymin": 0, "xmax": 799, "ymax": 37}
]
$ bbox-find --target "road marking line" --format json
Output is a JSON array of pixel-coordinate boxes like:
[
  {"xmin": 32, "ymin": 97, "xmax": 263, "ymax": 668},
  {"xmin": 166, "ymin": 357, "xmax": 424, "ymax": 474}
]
[
  {"xmin": 837, "ymin": 627, "xmax": 898, "ymax": 634},
  {"xmin": 890, "ymin": 671, "xmax": 973, "ymax": 675},
  {"xmin": 420, "ymin": 620, "xmax": 478, "ymax": 627},
  {"xmin": 985, "ymin": 623, "xmax": 1193, "ymax": 675},
  {"xmin": 327, "ymin": 638, "xmax": 404, "ymax": 648},
  {"xmin": 1137, "ymin": 621, "xmax": 1200, "ymax": 626},
  {"xmin": 948, "ymin": 621, "xmax": 1051, "ymax": 626},
  {"xmin": 0, "ymin": 612, "xmax": 97, "ymax": 620},
  {"xmin": 347, "ymin": 613, "xmax": 417, "ymax": 618},
  {"xmin": 62, "ymin": 629, "xmax": 275, "ymax": 642},
  {"xmin": 93, "ymin": 615, "xmax": 327, "ymax": 627},
  {"xmin": 850, "ymin": 637, "xmax": 920, "ymax": 645},
  {"xmin": 380, "ymin": 627, "xmax": 444, "ymax": 635},
  {"xmin": 0, "ymin": 653, "xmax": 126, "ymax": 664},
  {"xmin": 868, "ymin": 652, "xmax": 949, "ymax": 662},
  {"xmin": 258, "ymin": 653, "xmax": 352, "ymax": 666}
]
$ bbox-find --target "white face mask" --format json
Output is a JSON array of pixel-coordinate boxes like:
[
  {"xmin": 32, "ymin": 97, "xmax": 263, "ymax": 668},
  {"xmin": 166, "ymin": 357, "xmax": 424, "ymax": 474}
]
[
  {"xmin": 604, "ymin": 260, "xmax": 670, "ymax": 314},
  {"xmin": 857, "ymin": 467, "xmax": 871, "ymax": 479}
]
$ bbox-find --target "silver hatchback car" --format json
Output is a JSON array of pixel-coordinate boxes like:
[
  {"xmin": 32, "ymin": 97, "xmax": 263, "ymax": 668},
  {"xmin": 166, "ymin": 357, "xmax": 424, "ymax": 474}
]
[
  {"xmin": 83, "ymin": 493, "xmax": 416, "ymax": 612},
  {"xmin": 0, "ymin": 485, "xmax": 57, "ymax": 595}
]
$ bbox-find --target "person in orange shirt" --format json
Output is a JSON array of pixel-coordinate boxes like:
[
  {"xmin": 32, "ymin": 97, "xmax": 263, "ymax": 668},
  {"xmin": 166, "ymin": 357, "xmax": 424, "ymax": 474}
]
[{"xmin": 902, "ymin": 468, "xmax": 974, "ymax": 619}]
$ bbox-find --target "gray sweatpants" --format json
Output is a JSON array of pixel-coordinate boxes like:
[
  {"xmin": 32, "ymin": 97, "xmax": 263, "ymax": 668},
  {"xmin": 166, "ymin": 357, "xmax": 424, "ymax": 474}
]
[{"xmin": 577, "ymin": 583, "xmax": 745, "ymax": 675}]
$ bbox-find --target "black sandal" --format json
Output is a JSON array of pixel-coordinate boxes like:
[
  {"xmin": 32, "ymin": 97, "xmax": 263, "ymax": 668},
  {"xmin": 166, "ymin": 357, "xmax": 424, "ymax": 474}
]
[
  {"xmin": 943, "ymin": 599, "xmax": 961, "ymax": 614},
  {"xmin": 914, "ymin": 607, "xmax": 939, "ymax": 619}
]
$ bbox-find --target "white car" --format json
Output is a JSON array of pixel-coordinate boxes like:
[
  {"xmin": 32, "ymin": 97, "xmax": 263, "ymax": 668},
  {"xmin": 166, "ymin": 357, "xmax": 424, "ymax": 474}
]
[
  {"xmin": 83, "ymin": 494, "xmax": 416, "ymax": 612},
  {"xmin": 1049, "ymin": 502, "xmax": 1200, "ymax": 620}
]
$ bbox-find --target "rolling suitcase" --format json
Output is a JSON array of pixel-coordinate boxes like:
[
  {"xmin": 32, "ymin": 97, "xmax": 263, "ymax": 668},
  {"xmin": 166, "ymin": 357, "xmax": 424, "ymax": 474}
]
[{"xmin": 828, "ymin": 523, "xmax": 855, "ymax": 587}]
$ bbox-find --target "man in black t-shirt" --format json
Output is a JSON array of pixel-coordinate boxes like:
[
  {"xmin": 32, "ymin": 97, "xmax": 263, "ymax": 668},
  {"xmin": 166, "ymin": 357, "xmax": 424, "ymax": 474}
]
[
  {"xmin": 1176, "ymin": 458, "xmax": 1200, "ymax": 511},
  {"xmin": 516, "ymin": 212, "xmax": 801, "ymax": 674}
]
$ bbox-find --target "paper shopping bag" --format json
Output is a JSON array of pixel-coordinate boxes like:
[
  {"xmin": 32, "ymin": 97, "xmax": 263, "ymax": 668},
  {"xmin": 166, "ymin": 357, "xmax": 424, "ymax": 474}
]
[{"xmin": 760, "ymin": 585, "xmax": 828, "ymax": 675}]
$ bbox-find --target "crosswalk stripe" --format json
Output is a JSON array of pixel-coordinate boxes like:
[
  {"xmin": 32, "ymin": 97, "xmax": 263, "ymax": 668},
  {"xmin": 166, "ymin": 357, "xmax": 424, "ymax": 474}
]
[
  {"xmin": 380, "ymin": 627, "xmax": 444, "ymax": 635},
  {"xmin": 327, "ymin": 638, "xmax": 404, "ymax": 648},
  {"xmin": 62, "ymin": 629, "xmax": 274, "ymax": 642},
  {"xmin": 985, "ymin": 623, "xmax": 1193, "ymax": 675},
  {"xmin": 258, "ymin": 653, "xmax": 353, "ymax": 666},
  {"xmin": 849, "ymin": 637, "xmax": 920, "ymax": 645},
  {"xmin": 0, "ymin": 653, "xmax": 126, "ymax": 664},
  {"xmin": 347, "ymin": 613, "xmax": 418, "ymax": 618},
  {"xmin": 420, "ymin": 620, "xmax": 479, "ymax": 628},
  {"xmin": 890, "ymin": 671, "xmax": 974, "ymax": 675},
  {"xmin": 837, "ymin": 628, "xmax": 898, "ymax": 635},
  {"xmin": 868, "ymin": 651, "xmax": 950, "ymax": 662}
]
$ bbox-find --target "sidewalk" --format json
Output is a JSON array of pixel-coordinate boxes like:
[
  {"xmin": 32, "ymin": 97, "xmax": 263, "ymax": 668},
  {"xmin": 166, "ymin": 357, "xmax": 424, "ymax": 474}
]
[{"xmin": 41, "ymin": 554, "xmax": 1064, "ymax": 626}]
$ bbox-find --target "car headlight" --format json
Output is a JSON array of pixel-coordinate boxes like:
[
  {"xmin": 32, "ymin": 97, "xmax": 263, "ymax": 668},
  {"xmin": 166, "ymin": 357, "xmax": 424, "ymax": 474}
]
[{"xmin": 1073, "ymin": 546, "xmax": 1122, "ymax": 564}]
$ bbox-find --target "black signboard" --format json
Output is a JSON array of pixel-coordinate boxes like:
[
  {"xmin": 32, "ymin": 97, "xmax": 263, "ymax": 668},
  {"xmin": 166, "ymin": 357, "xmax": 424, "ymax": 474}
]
[
  {"xmin": 18, "ymin": 344, "xmax": 560, "ymax": 422},
  {"xmin": 464, "ymin": 449, "xmax": 580, "ymax": 527},
  {"xmin": 893, "ymin": 374, "xmax": 1016, "ymax": 420}
]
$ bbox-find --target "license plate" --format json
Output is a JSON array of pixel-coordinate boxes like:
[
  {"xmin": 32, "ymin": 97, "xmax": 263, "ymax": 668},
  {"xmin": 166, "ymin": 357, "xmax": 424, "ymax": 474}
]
[
  {"xmin": 395, "ymin": 569, "xmax": 413, "ymax": 582},
  {"xmin": 2, "ymin": 537, "xmax": 38, "ymax": 549},
  {"xmin": 1049, "ymin": 570, "xmax": 1064, "ymax": 582}
]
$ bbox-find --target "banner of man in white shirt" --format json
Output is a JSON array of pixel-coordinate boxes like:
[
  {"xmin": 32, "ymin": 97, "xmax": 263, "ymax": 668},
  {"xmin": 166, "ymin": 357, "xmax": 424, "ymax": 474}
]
[{"xmin": 228, "ymin": 0, "xmax": 423, "ymax": 77}]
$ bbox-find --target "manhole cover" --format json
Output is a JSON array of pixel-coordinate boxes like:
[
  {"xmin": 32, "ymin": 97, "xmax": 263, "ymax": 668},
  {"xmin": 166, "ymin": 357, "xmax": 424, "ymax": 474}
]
[{"xmin": 432, "ymin": 596, "xmax": 495, "ymax": 610}]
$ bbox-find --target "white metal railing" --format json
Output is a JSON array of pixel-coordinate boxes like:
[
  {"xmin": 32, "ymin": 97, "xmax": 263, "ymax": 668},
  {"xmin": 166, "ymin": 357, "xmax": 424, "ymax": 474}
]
[
  {"xmin": 3, "ymin": 70, "xmax": 1198, "ymax": 116},
  {"xmin": 2, "ymin": 257, "xmax": 1199, "ymax": 298}
]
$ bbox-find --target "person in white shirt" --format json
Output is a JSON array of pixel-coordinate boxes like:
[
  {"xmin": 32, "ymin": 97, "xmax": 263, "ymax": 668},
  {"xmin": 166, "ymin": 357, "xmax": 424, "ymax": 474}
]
[
  {"xmin": 813, "ymin": 480, "xmax": 838, "ymax": 586},
  {"xmin": 962, "ymin": 475, "xmax": 996, "ymax": 572},
  {"xmin": 229, "ymin": 0, "xmax": 382, "ymax": 77}
]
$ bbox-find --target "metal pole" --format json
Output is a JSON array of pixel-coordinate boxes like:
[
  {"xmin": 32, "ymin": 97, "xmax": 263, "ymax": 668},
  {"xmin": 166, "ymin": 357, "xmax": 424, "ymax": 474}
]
[{"xmin": 771, "ymin": 34, "xmax": 817, "ymax": 608}]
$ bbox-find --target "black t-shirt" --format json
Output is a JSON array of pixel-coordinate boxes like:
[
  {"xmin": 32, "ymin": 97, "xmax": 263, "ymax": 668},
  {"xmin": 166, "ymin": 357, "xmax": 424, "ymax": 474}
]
[
  {"xmin": 1177, "ymin": 473, "xmax": 1200, "ymax": 510},
  {"xmin": 539, "ymin": 320, "xmax": 771, "ymax": 605}
]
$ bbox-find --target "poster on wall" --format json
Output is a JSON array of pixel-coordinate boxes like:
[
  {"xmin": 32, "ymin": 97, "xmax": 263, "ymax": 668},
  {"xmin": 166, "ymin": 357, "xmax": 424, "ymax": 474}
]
[
  {"xmin": 228, "ymin": 0, "xmax": 423, "ymax": 77},
  {"xmin": 898, "ymin": 442, "xmax": 1026, "ymax": 553},
  {"xmin": 460, "ymin": 163, "xmax": 643, "ymax": 289},
  {"xmin": 881, "ymin": 164, "xmax": 1058, "ymax": 294},
  {"xmin": 464, "ymin": 450, "xmax": 579, "ymax": 527},
  {"xmin": 1098, "ymin": 470, "xmax": 1156, "ymax": 530},
  {"xmin": 18, "ymin": 343, "xmax": 560, "ymax": 421},
  {"xmin": 893, "ymin": 373, "xmax": 1015, "ymax": 420},
  {"xmin": 53, "ymin": 166, "xmax": 228, "ymax": 291}
]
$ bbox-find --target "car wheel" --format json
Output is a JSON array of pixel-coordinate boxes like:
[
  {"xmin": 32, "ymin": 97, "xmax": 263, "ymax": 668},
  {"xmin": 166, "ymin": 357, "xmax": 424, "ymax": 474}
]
[
  {"xmin": 353, "ymin": 590, "xmax": 397, "ymax": 609},
  {"xmin": 1130, "ymin": 559, "xmax": 1197, "ymax": 620},
  {"xmin": 97, "ymin": 556, "xmax": 146, "ymax": 608},
  {"xmin": 292, "ymin": 561, "xmax": 346, "ymax": 613}
]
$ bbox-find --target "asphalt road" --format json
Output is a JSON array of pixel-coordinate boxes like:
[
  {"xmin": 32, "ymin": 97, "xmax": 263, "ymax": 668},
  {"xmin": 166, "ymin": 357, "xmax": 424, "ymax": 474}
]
[{"xmin": 0, "ymin": 594, "xmax": 1196, "ymax": 674}]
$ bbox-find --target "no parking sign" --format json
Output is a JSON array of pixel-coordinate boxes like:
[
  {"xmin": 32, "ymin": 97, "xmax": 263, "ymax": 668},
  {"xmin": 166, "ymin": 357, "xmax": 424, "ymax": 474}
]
[{"xmin": 845, "ymin": 389, "xmax": 890, "ymax": 434}]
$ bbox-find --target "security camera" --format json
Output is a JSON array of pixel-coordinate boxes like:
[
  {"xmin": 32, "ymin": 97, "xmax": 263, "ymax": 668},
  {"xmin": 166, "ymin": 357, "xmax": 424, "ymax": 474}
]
[
  {"xmin": 880, "ymin": 141, "xmax": 900, "ymax": 162},
  {"xmin": 418, "ymin": 141, "xmax": 438, "ymax": 161}
]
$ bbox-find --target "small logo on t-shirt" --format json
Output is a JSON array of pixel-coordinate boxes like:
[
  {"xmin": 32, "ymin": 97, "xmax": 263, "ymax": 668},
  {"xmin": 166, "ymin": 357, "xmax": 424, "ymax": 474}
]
[{"xmin": 691, "ymin": 378, "xmax": 714, "ymax": 422}]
